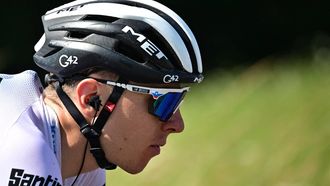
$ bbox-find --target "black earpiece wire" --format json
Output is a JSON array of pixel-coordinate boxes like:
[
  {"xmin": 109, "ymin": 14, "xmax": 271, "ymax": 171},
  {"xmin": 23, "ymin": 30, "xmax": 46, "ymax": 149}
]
[{"xmin": 71, "ymin": 106, "xmax": 99, "ymax": 185}]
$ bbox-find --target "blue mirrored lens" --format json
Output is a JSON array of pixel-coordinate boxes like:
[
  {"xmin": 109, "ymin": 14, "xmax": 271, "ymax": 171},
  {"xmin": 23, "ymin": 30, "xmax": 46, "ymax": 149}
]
[{"xmin": 150, "ymin": 92, "xmax": 186, "ymax": 121}]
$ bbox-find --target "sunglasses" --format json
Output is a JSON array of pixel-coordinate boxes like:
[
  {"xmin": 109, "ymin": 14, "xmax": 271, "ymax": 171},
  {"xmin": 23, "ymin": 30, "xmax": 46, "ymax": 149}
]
[{"xmin": 91, "ymin": 78, "xmax": 189, "ymax": 121}]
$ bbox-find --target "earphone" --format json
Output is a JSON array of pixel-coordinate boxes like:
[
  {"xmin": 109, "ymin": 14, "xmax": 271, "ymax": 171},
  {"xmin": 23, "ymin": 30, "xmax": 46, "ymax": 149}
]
[{"xmin": 87, "ymin": 95, "xmax": 102, "ymax": 112}]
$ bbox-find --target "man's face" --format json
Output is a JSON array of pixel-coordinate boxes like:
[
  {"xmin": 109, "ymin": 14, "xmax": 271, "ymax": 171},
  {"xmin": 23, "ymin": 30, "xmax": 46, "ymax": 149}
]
[{"xmin": 100, "ymin": 89, "xmax": 185, "ymax": 174}]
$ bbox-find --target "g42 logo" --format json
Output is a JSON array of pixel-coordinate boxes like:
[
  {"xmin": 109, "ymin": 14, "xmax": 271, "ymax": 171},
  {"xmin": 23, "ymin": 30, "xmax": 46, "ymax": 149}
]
[
  {"xmin": 163, "ymin": 75, "xmax": 179, "ymax": 83},
  {"xmin": 59, "ymin": 55, "xmax": 78, "ymax": 67}
]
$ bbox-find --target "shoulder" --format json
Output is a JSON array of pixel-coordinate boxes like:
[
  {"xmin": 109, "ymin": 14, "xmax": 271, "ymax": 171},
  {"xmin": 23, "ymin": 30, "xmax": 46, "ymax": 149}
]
[
  {"xmin": 0, "ymin": 70, "xmax": 42, "ymax": 88},
  {"xmin": 0, "ymin": 70, "xmax": 44, "ymax": 136},
  {"xmin": 0, "ymin": 71, "xmax": 62, "ymax": 184},
  {"xmin": 0, "ymin": 70, "xmax": 43, "ymax": 105},
  {"xmin": 0, "ymin": 116, "xmax": 62, "ymax": 184},
  {"xmin": 0, "ymin": 70, "xmax": 44, "ymax": 109}
]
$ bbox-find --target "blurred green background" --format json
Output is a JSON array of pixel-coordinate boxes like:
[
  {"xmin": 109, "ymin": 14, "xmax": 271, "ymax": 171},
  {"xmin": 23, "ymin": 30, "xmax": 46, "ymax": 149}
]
[
  {"xmin": 108, "ymin": 55, "xmax": 330, "ymax": 186},
  {"xmin": 1, "ymin": 0, "xmax": 330, "ymax": 185}
]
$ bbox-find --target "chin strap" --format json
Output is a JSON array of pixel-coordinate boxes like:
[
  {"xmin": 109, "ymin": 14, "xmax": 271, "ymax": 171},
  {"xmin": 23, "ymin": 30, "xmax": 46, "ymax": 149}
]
[{"xmin": 51, "ymin": 75, "xmax": 126, "ymax": 170}]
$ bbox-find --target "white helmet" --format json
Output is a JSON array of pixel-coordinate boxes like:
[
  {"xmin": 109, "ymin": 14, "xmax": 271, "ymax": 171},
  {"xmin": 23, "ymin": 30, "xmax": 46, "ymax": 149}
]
[{"xmin": 34, "ymin": 0, "xmax": 203, "ymax": 85}]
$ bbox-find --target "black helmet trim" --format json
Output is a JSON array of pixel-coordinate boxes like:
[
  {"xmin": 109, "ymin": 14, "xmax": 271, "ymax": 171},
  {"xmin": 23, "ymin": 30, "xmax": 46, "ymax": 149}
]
[{"xmin": 37, "ymin": 0, "xmax": 202, "ymax": 73}]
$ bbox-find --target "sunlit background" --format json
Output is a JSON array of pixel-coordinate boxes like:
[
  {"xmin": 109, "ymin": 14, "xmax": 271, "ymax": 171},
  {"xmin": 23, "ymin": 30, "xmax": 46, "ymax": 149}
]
[{"xmin": 1, "ymin": 0, "xmax": 330, "ymax": 185}]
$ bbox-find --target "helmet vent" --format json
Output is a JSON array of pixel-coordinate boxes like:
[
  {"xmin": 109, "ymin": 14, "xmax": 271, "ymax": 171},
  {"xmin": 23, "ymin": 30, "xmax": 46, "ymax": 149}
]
[
  {"xmin": 44, "ymin": 47, "xmax": 62, "ymax": 58},
  {"xmin": 67, "ymin": 31, "xmax": 91, "ymax": 39},
  {"xmin": 83, "ymin": 15, "xmax": 119, "ymax": 24},
  {"xmin": 64, "ymin": 15, "xmax": 120, "ymax": 39}
]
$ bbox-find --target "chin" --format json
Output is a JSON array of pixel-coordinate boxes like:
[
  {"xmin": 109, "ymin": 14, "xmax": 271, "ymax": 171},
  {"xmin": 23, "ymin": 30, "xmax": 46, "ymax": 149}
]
[
  {"xmin": 120, "ymin": 159, "xmax": 151, "ymax": 174},
  {"xmin": 120, "ymin": 165, "xmax": 145, "ymax": 175},
  {"xmin": 125, "ymin": 168, "xmax": 144, "ymax": 175}
]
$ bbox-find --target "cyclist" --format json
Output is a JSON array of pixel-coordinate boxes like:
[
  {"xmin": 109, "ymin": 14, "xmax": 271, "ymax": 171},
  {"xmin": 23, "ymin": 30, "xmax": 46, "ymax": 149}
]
[{"xmin": 0, "ymin": 0, "xmax": 203, "ymax": 185}]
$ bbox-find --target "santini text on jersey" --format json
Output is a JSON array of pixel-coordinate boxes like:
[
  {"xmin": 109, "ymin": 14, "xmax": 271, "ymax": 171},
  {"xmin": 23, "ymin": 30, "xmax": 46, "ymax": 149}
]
[{"xmin": 9, "ymin": 168, "xmax": 61, "ymax": 186}]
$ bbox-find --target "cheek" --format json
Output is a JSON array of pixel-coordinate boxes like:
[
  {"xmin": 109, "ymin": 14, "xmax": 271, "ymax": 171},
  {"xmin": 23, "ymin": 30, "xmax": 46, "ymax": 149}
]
[
  {"xmin": 111, "ymin": 94, "xmax": 154, "ymax": 142},
  {"xmin": 122, "ymin": 95, "xmax": 149, "ymax": 120},
  {"xmin": 100, "ymin": 93, "xmax": 160, "ymax": 172},
  {"xmin": 117, "ymin": 93, "xmax": 157, "ymax": 131},
  {"xmin": 100, "ymin": 95, "xmax": 153, "ymax": 152}
]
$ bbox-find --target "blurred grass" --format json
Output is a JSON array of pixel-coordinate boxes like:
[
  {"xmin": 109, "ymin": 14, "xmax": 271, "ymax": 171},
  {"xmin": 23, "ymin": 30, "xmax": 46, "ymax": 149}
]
[{"xmin": 107, "ymin": 55, "xmax": 330, "ymax": 186}]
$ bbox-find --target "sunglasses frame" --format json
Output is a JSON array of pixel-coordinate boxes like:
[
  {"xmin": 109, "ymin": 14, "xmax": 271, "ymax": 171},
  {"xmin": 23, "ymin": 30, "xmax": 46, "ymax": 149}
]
[
  {"xmin": 90, "ymin": 77, "xmax": 190, "ymax": 120},
  {"xmin": 92, "ymin": 78, "xmax": 190, "ymax": 99}
]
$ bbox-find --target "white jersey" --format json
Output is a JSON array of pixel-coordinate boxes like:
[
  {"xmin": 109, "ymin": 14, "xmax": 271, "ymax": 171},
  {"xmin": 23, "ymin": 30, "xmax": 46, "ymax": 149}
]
[{"xmin": 0, "ymin": 70, "xmax": 105, "ymax": 186}]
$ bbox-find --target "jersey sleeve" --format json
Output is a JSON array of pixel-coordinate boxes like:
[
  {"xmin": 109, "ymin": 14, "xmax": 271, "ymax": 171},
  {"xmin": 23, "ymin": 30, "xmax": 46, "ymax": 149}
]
[{"xmin": 0, "ymin": 108, "xmax": 63, "ymax": 185}]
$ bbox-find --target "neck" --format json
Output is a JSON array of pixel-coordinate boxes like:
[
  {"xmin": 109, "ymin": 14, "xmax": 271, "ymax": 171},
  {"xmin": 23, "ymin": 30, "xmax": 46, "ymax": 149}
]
[
  {"xmin": 60, "ymin": 128, "xmax": 98, "ymax": 178},
  {"xmin": 44, "ymin": 97, "xmax": 99, "ymax": 179}
]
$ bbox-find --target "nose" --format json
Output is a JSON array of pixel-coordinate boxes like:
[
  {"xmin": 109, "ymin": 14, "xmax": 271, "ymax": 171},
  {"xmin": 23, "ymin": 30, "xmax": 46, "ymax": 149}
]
[{"xmin": 161, "ymin": 110, "xmax": 185, "ymax": 133}]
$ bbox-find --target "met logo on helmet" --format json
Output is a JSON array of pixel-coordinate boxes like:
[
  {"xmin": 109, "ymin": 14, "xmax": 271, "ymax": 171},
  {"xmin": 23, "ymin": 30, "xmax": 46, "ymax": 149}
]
[
  {"xmin": 194, "ymin": 77, "xmax": 204, "ymax": 83},
  {"xmin": 56, "ymin": 4, "xmax": 84, "ymax": 14},
  {"xmin": 194, "ymin": 76, "xmax": 203, "ymax": 83},
  {"xmin": 122, "ymin": 26, "xmax": 168, "ymax": 60}
]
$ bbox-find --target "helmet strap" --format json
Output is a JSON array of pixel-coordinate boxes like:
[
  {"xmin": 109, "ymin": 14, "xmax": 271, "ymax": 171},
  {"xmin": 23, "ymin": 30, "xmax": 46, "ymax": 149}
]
[
  {"xmin": 81, "ymin": 77, "xmax": 126, "ymax": 169},
  {"xmin": 53, "ymin": 77, "xmax": 126, "ymax": 170}
]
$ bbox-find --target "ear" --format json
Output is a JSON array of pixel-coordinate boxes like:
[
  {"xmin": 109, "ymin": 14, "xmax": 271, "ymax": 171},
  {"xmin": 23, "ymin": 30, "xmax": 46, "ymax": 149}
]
[{"xmin": 75, "ymin": 78, "xmax": 100, "ymax": 119}]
